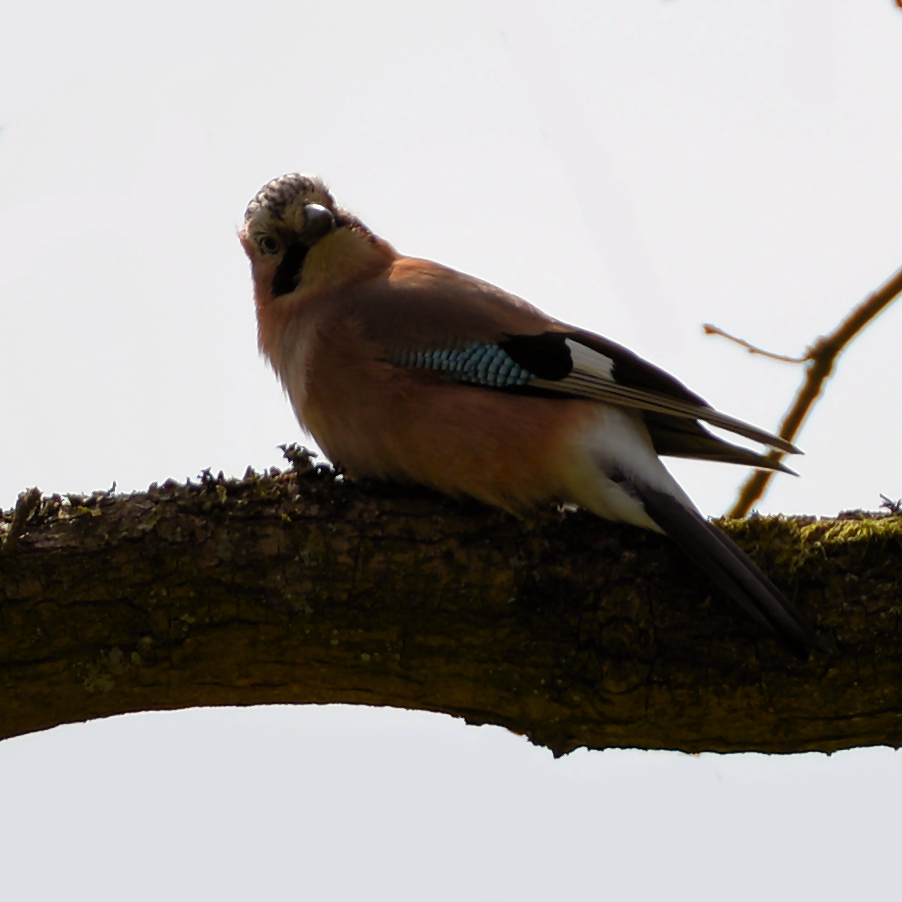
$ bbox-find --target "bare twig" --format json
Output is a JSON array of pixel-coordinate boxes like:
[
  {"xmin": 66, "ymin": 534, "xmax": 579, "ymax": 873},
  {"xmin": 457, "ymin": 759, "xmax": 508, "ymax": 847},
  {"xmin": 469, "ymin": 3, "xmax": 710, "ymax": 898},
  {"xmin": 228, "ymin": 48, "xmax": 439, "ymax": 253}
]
[
  {"xmin": 2, "ymin": 487, "xmax": 42, "ymax": 554},
  {"xmin": 702, "ymin": 324, "xmax": 808, "ymax": 364},
  {"xmin": 709, "ymin": 262, "xmax": 902, "ymax": 518}
]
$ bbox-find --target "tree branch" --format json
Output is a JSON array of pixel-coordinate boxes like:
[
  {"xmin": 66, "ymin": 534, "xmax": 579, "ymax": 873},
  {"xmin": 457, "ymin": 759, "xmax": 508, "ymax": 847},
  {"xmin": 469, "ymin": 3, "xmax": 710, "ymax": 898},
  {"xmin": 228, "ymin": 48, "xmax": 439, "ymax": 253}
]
[
  {"xmin": 1, "ymin": 465, "xmax": 900, "ymax": 756},
  {"xmin": 705, "ymin": 262, "xmax": 902, "ymax": 518}
]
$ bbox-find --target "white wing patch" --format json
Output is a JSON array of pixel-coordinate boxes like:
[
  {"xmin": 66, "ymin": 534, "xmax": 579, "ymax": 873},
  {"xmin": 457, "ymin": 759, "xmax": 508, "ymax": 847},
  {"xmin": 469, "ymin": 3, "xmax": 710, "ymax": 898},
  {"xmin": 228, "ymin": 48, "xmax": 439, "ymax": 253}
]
[{"xmin": 564, "ymin": 338, "xmax": 615, "ymax": 380}]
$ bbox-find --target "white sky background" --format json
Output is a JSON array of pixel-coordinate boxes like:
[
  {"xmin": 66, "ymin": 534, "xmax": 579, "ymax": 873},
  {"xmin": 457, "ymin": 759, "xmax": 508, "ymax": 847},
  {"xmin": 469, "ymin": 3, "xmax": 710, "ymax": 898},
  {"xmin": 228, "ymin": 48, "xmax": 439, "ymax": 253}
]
[{"xmin": 1, "ymin": 1, "xmax": 901, "ymax": 898}]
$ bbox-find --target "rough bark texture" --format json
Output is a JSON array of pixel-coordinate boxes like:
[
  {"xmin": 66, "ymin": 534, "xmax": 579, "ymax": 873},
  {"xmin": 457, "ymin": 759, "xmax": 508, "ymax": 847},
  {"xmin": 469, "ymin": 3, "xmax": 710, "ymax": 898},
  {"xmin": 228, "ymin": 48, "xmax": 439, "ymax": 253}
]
[{"xmin": 1, "ymin": 458, "xmax": 900, "ymax": 755}]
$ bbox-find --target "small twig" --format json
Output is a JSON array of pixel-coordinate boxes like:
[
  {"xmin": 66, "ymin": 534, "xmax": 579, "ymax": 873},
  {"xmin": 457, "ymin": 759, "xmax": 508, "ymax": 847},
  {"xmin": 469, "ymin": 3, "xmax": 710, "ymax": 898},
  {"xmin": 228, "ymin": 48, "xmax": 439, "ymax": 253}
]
[
  {"xmin": 2, "ymin": 487, "xmax": 42, "ymax": 554},
  {"xmin": 702, "ymin": 324, "xmax": 808, "ymax": 364},
  {"xmin": 880, "ymin": 495, "xmax": 902, "ymax": 516},
  {"xmin": 279, "ymin": 443, "xmax": 318, "ymax": 474},
  {"xmin": 723, "ymin": 262, "xmax": 902, "ymax": 518}
]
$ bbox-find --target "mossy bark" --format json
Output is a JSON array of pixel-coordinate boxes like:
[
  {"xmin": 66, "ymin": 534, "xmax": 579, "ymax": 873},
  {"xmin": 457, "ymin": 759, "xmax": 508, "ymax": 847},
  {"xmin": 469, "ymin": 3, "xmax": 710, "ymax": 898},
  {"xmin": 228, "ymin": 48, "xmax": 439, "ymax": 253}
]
[{"xmin": 1, "ymin": 462, "xmax": 900, "ymax": 755}]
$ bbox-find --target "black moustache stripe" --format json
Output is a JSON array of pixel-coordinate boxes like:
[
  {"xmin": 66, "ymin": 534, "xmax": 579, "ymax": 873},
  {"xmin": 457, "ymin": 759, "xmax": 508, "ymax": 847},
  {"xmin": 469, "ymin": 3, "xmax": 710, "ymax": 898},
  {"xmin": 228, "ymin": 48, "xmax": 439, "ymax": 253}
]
[{"xmin": 271, "ymin": 240, "xmax": 309, "ymax": 297}]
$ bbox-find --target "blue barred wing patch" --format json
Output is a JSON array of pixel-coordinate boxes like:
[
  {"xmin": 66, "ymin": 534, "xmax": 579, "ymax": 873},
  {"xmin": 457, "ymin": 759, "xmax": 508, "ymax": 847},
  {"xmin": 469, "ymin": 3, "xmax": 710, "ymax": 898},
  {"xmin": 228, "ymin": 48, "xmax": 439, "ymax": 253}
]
[{"xmin": 391, "ymin": 342, "xmax": 533, "ymax": 388}]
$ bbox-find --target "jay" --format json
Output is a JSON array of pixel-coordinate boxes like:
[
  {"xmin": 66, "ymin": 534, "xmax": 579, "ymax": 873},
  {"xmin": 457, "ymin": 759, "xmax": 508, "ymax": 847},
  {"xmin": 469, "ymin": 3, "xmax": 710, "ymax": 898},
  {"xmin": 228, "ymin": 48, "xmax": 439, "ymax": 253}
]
[{"xmin": 240, "ymin": 172, "xmax": 825, "ymax": 657}]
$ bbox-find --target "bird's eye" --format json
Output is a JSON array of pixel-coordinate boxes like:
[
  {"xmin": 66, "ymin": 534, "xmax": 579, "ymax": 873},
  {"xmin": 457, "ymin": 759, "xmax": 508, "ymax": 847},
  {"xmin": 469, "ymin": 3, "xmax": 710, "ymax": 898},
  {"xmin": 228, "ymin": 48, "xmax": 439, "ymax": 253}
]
[{"xmin": 258, "ymin": 235, "xmax": 280, "ymax": 255}]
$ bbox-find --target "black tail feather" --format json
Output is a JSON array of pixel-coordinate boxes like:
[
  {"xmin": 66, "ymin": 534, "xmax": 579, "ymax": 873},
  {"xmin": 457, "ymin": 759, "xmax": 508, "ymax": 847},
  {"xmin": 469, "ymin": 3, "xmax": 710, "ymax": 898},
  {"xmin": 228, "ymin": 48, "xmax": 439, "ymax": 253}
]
[{"xmin": 635, "ymin": 485, "xmax": 828, "ymax": 658}]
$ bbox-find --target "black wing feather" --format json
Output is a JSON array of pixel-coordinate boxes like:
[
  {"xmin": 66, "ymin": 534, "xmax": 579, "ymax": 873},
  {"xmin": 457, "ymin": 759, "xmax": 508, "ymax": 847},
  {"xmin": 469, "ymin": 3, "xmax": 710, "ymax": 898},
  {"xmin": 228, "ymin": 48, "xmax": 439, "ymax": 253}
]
[
  {"xmin": 644, "ymin": 413, "xmax": 796, "ymax": 473},
  {"xmin": 499, "ymin": 330, "xmax": 798, "ymax": 458},
  {"xmin": 498, "ymin": 329, "xmax": 708, "ymax": 403},
  {"xmin": 497, "ymin": 332, "xmax": 573, "ymax": 380},
  {"xmin": 565, "ymin": 329, "xmax": 710, "ymax": 406}
]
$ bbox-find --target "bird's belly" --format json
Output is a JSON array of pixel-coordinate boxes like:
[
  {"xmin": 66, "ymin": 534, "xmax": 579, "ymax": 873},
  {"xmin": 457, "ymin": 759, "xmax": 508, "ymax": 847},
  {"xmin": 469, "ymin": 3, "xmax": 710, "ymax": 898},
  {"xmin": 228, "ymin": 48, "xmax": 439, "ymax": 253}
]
[{"xmin": 302, "ymin": 372, "xmax": 654, "ymax": 520}]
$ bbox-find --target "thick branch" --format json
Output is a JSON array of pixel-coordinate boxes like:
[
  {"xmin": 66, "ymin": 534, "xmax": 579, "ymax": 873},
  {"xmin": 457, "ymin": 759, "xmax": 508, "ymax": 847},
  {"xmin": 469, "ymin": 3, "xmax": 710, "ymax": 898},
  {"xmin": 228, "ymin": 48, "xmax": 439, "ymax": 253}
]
[{"xmin": 1, "ymin": 465, "xmax": 900, "ymax": 756}]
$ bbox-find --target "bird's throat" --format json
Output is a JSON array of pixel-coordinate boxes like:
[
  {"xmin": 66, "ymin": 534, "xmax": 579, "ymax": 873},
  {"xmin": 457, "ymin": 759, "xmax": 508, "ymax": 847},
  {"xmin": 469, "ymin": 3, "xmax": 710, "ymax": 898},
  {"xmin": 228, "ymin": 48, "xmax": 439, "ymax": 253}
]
[{"xmin": 270, "ymin": 240, "xmax": 309, "ymax": 298}]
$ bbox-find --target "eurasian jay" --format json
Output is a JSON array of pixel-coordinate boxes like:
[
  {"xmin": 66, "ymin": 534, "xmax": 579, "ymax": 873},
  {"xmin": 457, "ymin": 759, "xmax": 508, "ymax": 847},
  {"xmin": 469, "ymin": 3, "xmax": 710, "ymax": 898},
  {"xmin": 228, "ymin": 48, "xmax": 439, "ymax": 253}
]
[{"xmin": 240, "ymin": 172, "xmax": 825, "ymax": 658}]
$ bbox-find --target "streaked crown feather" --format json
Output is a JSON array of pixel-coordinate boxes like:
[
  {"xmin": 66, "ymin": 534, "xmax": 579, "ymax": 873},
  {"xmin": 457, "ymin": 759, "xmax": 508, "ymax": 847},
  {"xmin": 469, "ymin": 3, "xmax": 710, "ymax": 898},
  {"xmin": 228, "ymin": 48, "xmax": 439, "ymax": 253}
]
[{"xmin": 244, "ymin": 173, "xmax": 335, "ymax": 231}]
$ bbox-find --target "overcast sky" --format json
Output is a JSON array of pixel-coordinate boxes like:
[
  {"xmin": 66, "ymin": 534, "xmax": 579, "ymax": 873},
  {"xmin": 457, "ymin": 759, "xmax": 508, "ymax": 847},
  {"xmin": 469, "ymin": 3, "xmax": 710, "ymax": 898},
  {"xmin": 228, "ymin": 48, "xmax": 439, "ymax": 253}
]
[{"xmin": 2, "ymin": 1, "xmax": 902, "ymax": 899}]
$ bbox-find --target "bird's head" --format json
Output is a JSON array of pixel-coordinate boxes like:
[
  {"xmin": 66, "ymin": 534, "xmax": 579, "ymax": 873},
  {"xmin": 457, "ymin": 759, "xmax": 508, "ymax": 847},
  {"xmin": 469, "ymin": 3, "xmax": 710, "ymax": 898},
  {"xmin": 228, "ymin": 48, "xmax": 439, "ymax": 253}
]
[{"xmin": 240, "ymin": 173, "xmax": 395, "ymax": 308}]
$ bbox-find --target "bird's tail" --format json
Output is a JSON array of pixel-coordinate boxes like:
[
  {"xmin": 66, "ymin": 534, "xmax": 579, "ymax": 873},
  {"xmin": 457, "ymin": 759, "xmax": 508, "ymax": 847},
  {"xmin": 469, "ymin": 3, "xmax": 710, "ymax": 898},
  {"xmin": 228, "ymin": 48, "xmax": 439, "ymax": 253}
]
[{"xmin": 635, "ymin": 484, "xmax": 828, "ymax": 658}]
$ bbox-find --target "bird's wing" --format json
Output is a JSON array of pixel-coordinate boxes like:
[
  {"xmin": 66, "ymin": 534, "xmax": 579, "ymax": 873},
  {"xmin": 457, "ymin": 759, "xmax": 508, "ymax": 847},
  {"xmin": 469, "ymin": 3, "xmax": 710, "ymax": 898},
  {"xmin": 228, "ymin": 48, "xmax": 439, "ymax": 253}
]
[
  {"xmin": 502, "ymin": 330, "xmax": 799, "ymax": 455},
  {"xmin": 348, "ymin": 258, "xmax": 798, "ymax": 459},
  {"xmin": 642, "ymin": 413, "xmax": 794, "ymax": 474}
]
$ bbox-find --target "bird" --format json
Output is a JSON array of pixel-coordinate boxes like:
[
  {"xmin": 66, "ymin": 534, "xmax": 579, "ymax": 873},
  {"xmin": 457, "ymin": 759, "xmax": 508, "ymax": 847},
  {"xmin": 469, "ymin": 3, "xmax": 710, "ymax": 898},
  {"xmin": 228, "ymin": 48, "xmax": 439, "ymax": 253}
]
[{"xmin": 240, "ymin": 172, "xmax": 826, "ymax": 658}]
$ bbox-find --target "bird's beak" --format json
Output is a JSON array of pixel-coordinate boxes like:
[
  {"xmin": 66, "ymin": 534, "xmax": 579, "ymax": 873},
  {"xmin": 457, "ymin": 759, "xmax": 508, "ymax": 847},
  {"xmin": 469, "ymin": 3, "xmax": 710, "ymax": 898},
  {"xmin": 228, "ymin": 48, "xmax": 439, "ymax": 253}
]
[{"xmin": 300, "ymin": 203, "xmax": 335, "ymax": 246}]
